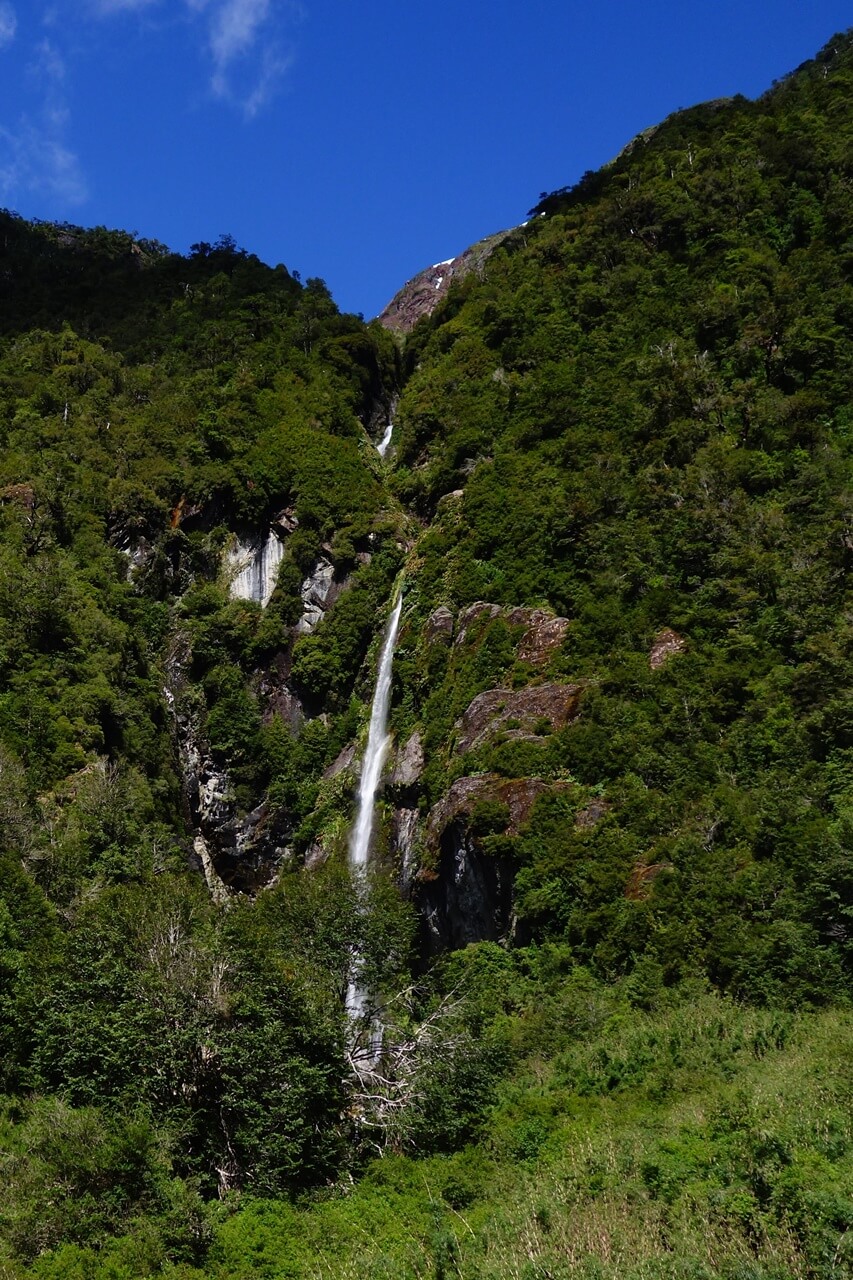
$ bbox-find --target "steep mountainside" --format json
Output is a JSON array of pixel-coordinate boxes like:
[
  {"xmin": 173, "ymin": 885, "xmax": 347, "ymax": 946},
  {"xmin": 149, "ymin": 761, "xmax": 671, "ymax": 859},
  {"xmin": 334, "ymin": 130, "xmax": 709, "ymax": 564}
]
[
  {"xmin": 377, "ymin": 228, "xmax": 512, "ymax": 333},
  {"xmin": 1, "ymin": 29, "xmax": 853, "ymax": 1280}
]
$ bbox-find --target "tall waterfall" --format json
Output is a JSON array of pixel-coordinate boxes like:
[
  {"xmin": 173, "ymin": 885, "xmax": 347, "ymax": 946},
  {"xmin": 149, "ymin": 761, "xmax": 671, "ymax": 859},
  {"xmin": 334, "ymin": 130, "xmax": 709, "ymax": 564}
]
[
  {"xmin": 346, "ymin": 592, "xmax": 403, "ymax": 1022},
  {"xmin": 376, "ymin": 420, "xmax": 394, "ymax": 458}
]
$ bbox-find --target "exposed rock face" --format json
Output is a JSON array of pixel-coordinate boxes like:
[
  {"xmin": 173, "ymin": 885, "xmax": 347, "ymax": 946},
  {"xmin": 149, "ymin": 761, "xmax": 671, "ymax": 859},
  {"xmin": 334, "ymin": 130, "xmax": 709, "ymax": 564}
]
[
  {"xmin": 260, "ymin": 680, "xmax": 304, "ymax": 733},
  {"xmin": 211, "ymin": 799, "xmax": 292, "ymax": 891},
  {"xmin": 426, "ymin": 774, "xmax": 570, "ymax": 843},
  {"xmin": 323, "ymin": 741, "xmax": 356, "ymax": 780},
  {"xmin": 194, "ymin": 834, "xmax": 229, "ymax": 906},
  {"xmin": 510, "ymin": 609, "xmax": 571, "ymax": 666},
  {"xmin": 227, "ymin": 529, "xmax": 285, "ymax": 607},
  {"xmin": 424, "ymin": 606, "xmax": 454, "ymax": 645},
  {"xmin": 456, "ymin": 683, "xmax": 582, "ymax": 754},
  {"xmin": 165, "ymin": 631, "xmax": 289, "ymax": 894},
  {"xmin": 419, "ymin": 829, "xmax": 515, "ymax": 955},
  {"xmin": 394, "ymin": 808, "xmax": 420, "ymax": 893},
  {"xmin": 117, "ymin": 534, "xmax": 156, "ymax": 581},
  {"xmin": 297, "ymin": 557, "xmax": 338, "ymax": 634},
  {"xmin": 416, "ymin": 773, "xmax": 574, "ymax": 956},
  {"xmin": 377, "ymin": 229, "xmax": 512, "ymax": 334},
  {"xmin": 304, "ymin": 838, "xmax": 329, "ymax": 870},
  {"xmin": 454, "ymin": 602, "xmax": 503, "ymax": 646},
  {"xmin": 650, "ymin": 628, "xmax": 687, "ymax": 669},
  {"xmin": 390, "ymin": 730, "xmax": 424, "ymax": 790},
  {"xmin": 453, "ymin": 601, "xmax": 569, "ymax": 665}
]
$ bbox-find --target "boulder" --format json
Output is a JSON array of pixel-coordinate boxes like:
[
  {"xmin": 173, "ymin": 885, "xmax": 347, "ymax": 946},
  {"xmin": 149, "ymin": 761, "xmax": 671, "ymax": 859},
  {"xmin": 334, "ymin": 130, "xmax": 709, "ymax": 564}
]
[
  {"xmin": 507, "ymin": 608, "xmax": 570, "ymax": 665},
  {"xmin": 454, "ymin": 602, "xmax": 502, "ymax": 647},
  {"xmin": 452, "ymin": 602, "xmax": 569, "ymax": 665},
  {"xmin": 424, "ymin": 605, "xmax": 454, "ymax": 645},
  {"xmin": 456, "ymin": 682, "xmax": 582, "ymax": 754}
]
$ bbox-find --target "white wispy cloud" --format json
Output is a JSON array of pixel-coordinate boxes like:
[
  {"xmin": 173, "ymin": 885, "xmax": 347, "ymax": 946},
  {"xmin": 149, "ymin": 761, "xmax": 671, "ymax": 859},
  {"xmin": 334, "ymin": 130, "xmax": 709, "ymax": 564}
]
[
  {"xmin": 207, "ymin": 0, "xmax": 293, "ymax": 118},
  {"xmin": 89, "ymin": 0, "xmax": 293, "ymax": 117},
  {"xmin": 0, "ymin": 36, "xmax": 88, "ymax": 208},
  {"xmin": 240, "ymin": 43, "xmax": 293, "ymax": 118},
  {"xmin": 209, "ymin": 0, "xmax": 268, "ymax": 66},
  {"xmin": 0, "ymin": 121, "xmax": 88, "ymax": 206},
  {"xmin": 0, "ymin": 2, "xmax": 16, "ymax": 49}
]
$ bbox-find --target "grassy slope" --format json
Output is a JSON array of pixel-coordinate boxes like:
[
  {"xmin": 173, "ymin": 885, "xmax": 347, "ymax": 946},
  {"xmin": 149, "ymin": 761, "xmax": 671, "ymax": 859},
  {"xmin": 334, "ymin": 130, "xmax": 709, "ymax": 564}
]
[{"xmin": 7, "ymin": 992, "xmax": 852, "ymax": 1279}]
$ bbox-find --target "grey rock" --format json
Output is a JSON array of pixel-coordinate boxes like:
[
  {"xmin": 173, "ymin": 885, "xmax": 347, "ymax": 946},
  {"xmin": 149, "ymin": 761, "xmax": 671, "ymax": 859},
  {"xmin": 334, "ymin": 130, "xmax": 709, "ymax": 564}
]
[
  {"xmin": 394, "ymin": 808, "xmax": 420, "ymax": 893},
  {"xmin": 296, "ymin": 557, "xmax": 336, "ymax": 634},
  {"xmin": 391, "ymin": 730, "xmax": 424, "ymax": 789},
  {"xmin": 324, "ymin": 742, "xmax": 356, "ymax": 780},
  {"xmin": 424, "ymin": 606, "xmax": 454, "ymax": 645}
]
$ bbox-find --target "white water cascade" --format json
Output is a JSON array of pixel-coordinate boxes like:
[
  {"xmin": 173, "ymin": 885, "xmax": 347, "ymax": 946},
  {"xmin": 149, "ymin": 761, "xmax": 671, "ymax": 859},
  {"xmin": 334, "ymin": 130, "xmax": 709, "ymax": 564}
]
[
  {"xmin": 376, "ymin": 420, "xmax": 394, "ymax": 458},
  {"xmin": 346, "ymin": 592, "xmax": 403, "ymax": 1024}
]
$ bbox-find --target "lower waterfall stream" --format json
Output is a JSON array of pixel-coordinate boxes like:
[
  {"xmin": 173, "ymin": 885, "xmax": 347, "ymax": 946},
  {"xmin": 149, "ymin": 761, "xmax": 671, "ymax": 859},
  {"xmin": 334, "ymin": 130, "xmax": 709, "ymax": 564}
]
[{"xmin": 345, "ymin": 592, "xmax": 403, "ymax": 1039}]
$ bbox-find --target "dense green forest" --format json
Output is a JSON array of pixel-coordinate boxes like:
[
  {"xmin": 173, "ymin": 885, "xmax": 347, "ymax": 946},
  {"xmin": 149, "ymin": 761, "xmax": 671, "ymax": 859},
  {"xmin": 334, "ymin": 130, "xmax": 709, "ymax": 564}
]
[{"xmin": 1, "ymin": 29, "xmax": 853, "ymax": 1280}]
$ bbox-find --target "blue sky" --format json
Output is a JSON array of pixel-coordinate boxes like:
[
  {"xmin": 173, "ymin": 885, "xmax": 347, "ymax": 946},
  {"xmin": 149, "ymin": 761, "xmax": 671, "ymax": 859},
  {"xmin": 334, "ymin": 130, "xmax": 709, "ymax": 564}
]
[{"xmin": 0, "ymin": 1, "xmax": 850, "ymax": 318}]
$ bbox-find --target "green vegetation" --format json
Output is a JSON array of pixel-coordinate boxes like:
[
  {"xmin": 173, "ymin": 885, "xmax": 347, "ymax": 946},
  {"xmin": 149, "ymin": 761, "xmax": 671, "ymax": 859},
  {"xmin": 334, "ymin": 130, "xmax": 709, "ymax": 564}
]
[
  {"xmin": 1, "ymin": 28, "xmax": 853, "ymax": 1278},
  {"xmin": 393, "ymin": 30, "xmax": 853, "ymax": 1004},
  {"xmin": 2, "ymin": 974, "xmax": 853, "ymax": 1279}
]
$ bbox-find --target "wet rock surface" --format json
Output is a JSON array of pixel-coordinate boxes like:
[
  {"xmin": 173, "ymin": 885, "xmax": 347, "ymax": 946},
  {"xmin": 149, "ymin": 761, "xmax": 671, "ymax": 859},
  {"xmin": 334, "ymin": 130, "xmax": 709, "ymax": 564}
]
[
  {"xmin": 415, "ymin": 774, "xmax": 576, "ymax": 955},
  {"xmin": 394, "ymin": 807, "xmax": 420, "ymax": 893},
  {"xmin": 418, "ymin": 828, "xmax": 516, "ymax": 955}
]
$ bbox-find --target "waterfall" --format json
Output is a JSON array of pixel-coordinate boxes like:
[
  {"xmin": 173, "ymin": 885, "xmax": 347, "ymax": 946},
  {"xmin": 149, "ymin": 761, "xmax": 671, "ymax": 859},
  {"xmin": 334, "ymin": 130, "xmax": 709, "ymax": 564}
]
[
  {"xmin": 376, "ymin": 420, "xmax": 394, "ymax": 458},
  {"xmin": 346, "ymin": 592, "xmax": 403, "ymax": 1024}
]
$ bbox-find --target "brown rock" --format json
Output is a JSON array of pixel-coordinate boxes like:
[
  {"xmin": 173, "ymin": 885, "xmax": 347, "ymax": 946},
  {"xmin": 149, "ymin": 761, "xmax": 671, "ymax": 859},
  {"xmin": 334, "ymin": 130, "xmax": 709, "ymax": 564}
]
[
  {"xmin": 453, "ymin": 603, "xmax": 569, "ymax": 665},
  {"xmin": 507, "ymin": 608, "xmax": 570, "ymax": 666},
  {"xmin": 625, "ymin": 861, "xmax": 673, "ymax": 900},
  {"xmin": 575, "ymin": 797, "xmax": 610, "ymax": 829},
  {"xmin": 377, "ymin": 230, "xmax": 512, "ymax": 334},
  {"xmin": 650, "ymin": 628, "xmax": 687, "ymax": 670},
  {"xmin": 424, "ymin": 606, "xmax": 454, "ymax": 645},
  {"xmin": 454, "ymin": 602, "xmax": 502, "ymax": 647},
  {"xmin": 426, "ymin": 774, "xmax": 572, "ymax": 845},
  {"xmin": 456, "ymin": 683, "xmax": 582, "ymax": 754}
]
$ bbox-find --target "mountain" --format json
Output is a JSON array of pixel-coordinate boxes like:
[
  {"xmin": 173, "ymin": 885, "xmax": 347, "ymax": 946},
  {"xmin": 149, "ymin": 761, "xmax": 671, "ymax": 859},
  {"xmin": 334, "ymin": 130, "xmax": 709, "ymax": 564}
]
[
  {"xmin": 376, "ymin": 227, "xmax": 512, "ymax": 333},
  {"xmin": 1, "ymin": 29, "xmax": 853, "ymax": 1279}
]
